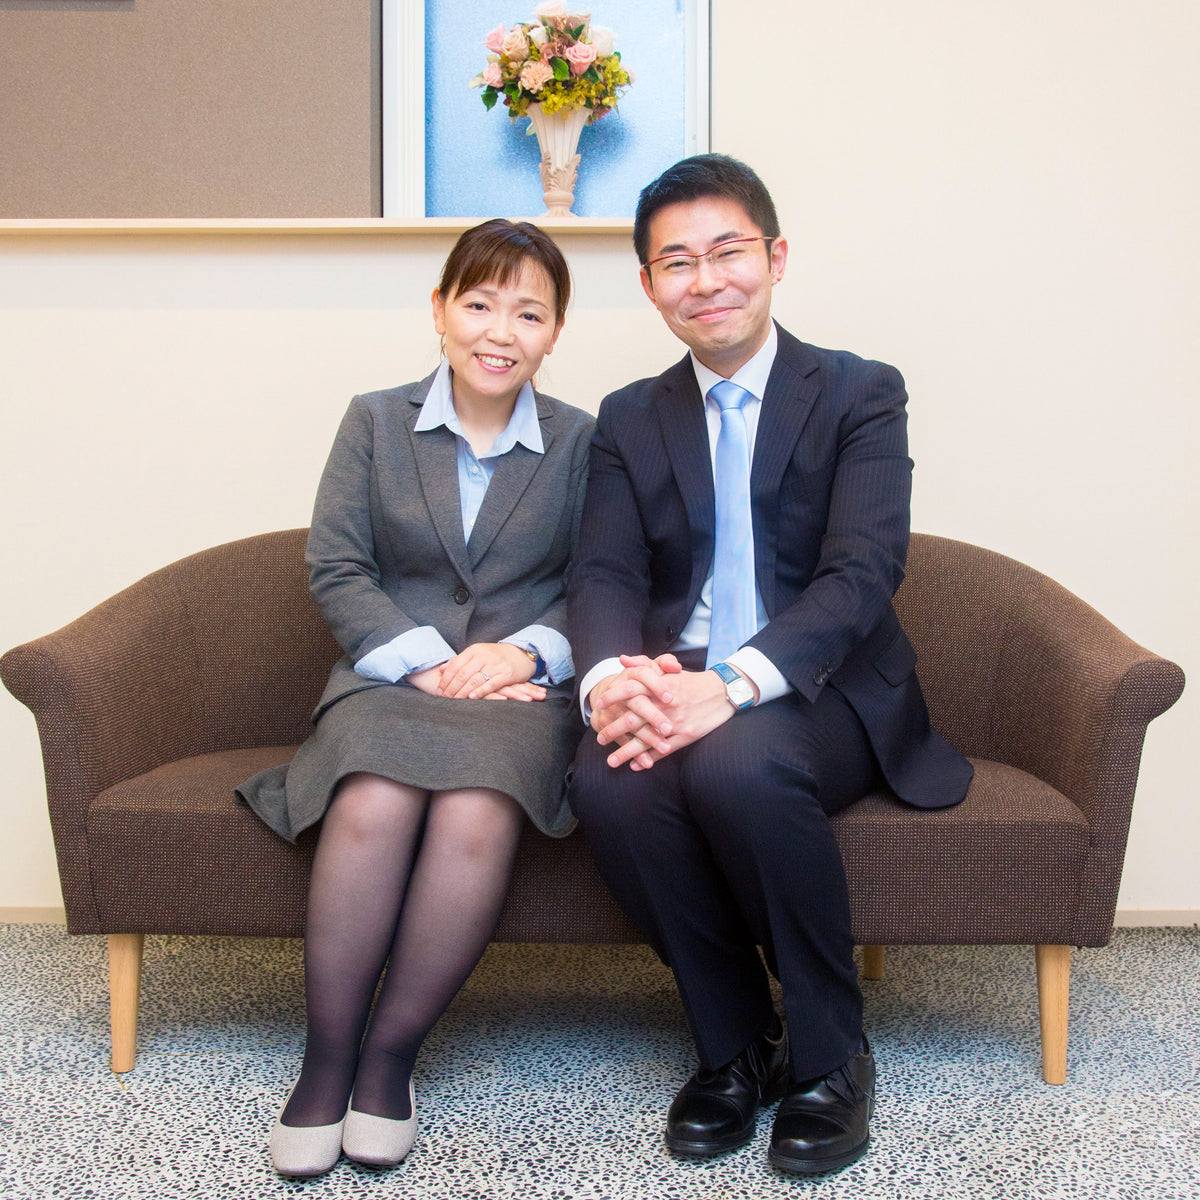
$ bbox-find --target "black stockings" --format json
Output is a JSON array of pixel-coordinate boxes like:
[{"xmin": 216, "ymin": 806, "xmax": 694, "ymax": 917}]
[{"xmin": 281, "ymin": 773, "xmax": 524, "ymax": 1126}]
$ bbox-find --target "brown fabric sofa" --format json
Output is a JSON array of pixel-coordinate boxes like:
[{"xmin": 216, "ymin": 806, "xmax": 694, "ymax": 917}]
[{"xmin": 1, "ymin": 530, "xmax": 1183, "ymax": 1083}]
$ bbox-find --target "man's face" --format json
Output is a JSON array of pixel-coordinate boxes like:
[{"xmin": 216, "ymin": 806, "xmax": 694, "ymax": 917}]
[{"xmin": 640, "ymin": 196, "xmax": 788, "ymax": 378}]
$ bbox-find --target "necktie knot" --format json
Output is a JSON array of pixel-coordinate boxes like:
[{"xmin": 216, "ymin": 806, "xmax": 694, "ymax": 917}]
[{"xmin": 710, "ymin": 379, "xmax": 752, "ymax": 413}]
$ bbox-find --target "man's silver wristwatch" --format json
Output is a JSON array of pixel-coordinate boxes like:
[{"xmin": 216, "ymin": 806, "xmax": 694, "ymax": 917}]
[{"xmin": 710, "ymin": 662, "xmax": 756, "ymax": 711}]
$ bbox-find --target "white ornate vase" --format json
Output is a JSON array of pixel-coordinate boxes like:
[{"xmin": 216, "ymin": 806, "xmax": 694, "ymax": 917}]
[{"xmin": 526, "ymin": 102, "xmax": 588, "ymax": 217}]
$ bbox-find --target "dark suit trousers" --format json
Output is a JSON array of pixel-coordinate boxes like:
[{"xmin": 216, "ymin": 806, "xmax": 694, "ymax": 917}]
[{"xmin": 568, "ymin": 679, "xmax": 879, "ymax": 1082}]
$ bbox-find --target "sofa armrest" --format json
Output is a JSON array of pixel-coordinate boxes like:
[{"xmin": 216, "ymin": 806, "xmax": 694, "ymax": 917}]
[
  {"xmin": 988, "ymin": 560, "xmax": 1183, "ymax": 820},
  {"xmin": 1, "ymin": 527, "xmax": 331, "ymax": 933},
  {"xmin": 989, "ymin": 572, "xmax": 1183, "ymax": 938},
  {"xmin": 901, "ymin": 533, "xmax": 1185, "ymax": 942},
  {"xmin": 2, "ymin": 571, "xmax": 209, "ymax": 930}
]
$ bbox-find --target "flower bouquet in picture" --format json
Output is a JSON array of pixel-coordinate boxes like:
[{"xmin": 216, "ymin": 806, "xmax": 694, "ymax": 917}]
[{"xmin": 470, "ymin": 1, "xmax": 633, "ymax": 216}]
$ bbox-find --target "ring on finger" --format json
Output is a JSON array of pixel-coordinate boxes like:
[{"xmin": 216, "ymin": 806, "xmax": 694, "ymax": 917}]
[{"xmin": 481, "ymin": 670, "xmax": 490, "ymax": 681}]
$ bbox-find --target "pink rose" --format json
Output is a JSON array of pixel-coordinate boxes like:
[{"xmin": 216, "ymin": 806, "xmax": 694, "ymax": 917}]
[
  {"xmin": 519, "ymin": 60, "xmax": 555, "ymax": 93},
  {"xmin": 502, "ymin": 28, "xmax": 530, "ymax": 61},
  {"xmin": 565, "ymin": 41, "xmax": 597, "ymax": 75},
  {"xmin": 481, "ymin": 62, "xmax": 503, "ymax": 88},
  {"xmin": 534, "ymin": 0, "xmax": 567, "ymax": 17},
  {"xmin": 484, "ymin": 24, "xmax": 507, "ymax": 54}
]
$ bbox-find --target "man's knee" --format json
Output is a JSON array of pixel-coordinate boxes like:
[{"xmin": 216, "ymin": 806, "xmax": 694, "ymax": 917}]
[
  {"xmin": 567, "ymin": 734, "xmax": 664, "ymax": 829},
  {"xmin": 678, "ymin": 717, "xmax": 821, "ymax": 824}
]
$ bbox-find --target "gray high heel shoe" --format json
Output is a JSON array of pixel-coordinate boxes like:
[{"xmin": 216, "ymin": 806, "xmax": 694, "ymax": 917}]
[
  {"xmin": 269, "ymin": 1087, "xmax": 348, "ymax": 1178},
  {"xmin": 342, "ymin": 1082, "xmax": 418, "ymax": 1167}
]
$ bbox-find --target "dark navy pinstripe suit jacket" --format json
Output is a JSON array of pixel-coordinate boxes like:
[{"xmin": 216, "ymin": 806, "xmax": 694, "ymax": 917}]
[{"xmin": 568, "ymin": 322, "xmax": 972, "ymax": 810}]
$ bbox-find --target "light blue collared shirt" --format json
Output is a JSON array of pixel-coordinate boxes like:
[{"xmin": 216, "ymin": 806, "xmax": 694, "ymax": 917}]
[
  {"xmin": 355, "ymin": 360, "xmax": 574, "ymax": 686},
  {"xmin": 579, "ymin": 324, "xmax": 791, "ymax": 715}
]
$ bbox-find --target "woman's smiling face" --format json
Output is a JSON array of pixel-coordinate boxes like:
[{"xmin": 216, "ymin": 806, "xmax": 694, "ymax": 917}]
[{"xmin": 432, "ymin": 262, "xmax": 562, "ymax": 413}]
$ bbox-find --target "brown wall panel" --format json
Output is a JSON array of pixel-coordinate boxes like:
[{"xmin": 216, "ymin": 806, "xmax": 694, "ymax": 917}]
[{"xmin": 0, "ymin": 0, "xmax": 380, "ymax": 217}]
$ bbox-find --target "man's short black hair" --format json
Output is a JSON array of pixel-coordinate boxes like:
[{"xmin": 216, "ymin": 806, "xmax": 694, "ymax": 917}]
[{"xmin": 633, "ymin": 154, "xmax": 782, "ymax": 266}]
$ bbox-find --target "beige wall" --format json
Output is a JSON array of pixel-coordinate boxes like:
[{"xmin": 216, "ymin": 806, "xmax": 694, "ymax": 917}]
[{"xmin": 1, "ymin": 1, "xmax": 1195, "ymax": 915}]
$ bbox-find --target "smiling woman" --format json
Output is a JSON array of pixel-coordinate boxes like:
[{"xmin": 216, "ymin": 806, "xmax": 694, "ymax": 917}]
[
  {"xmin": 433, "ymin": 266, "xmax": 562, "ymax": 452},
  {"xmin": 233, "ymin": 217, "xmax": 595, "ymax": 1177},
  {"xmin": 431, "ymin": 219, "xmax": 570, "ymax": 450}
]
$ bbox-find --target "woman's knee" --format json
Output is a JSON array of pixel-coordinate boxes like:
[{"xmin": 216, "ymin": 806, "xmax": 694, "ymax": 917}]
[
  {"xmin": 427, "ymin": 787, "xmax": 523, "ymax": 860},
  {"xmin": 326, "ymin": 772, "xmax": 426, "ymax": 838}
]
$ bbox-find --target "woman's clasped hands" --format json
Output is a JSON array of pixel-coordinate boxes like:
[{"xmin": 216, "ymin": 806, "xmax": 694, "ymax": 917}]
[{"xmin": 407, "ymin": 642, "xmax": 547, "ymax": 702}]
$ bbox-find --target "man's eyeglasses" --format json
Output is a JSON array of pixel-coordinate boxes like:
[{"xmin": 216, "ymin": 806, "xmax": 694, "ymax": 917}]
[{"xmin": 645, "ymin": 236, "xmax": 775, "ymax": 278}]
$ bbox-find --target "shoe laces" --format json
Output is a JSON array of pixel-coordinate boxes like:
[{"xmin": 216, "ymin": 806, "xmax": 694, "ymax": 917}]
[{"xmin": 825, "ymin": 1062, "xmax": 869, "ymax": 1108}]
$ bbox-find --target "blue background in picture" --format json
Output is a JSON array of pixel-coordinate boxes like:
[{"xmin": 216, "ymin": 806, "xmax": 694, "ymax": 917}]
[{"xmin": 425, "ymin": 0, "xmax": 690, "ymax": 218}]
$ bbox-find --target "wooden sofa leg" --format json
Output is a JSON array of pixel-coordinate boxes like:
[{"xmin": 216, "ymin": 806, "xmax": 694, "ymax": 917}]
[
  {"xmin": 861, "ymin": 945, "xmax": 885, "ymax": 980},
  {"xmin": 109, "ymin": 932, "xmax": 144, "ymax": 1073},
  {"xmin": 1035, "ymin": 943, "xmax": 1070, "ymax": 1085}
]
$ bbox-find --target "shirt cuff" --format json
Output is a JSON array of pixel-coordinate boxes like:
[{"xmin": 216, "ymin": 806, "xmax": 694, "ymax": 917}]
[
  {"xmin": 354, "ymin": 626, "xmax": 454, "ymax": 683},
  {"xmin": 724, "ymin": 647, "xmax": 792, "ymax": 705},
  {"xmin": 502, "ymin": 625, "xmax": 574, "ymax": 686},
  {"xmin": 579, "ymin": 656, "xmax": 624, "ymax": 723}
]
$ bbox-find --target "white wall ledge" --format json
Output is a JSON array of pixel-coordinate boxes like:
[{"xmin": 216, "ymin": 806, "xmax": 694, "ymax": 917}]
[{"xmin": 0, "ymin": 218, "xmax": 633, "ymax": 237}]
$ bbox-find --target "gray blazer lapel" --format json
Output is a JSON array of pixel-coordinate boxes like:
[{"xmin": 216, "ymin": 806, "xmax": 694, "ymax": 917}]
[
  {"xmin": 405, "ymin": 392, "xmax": 474, "ymax": 583},
  {"xmin": 466, "ymin": 395, "xmax": 557, "ymax": 567}
]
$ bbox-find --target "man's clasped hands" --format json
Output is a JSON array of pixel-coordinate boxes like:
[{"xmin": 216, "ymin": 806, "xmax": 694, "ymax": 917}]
[{"xmin": 590, "ymin": 655, "xmax": 761, "ymax": 771}]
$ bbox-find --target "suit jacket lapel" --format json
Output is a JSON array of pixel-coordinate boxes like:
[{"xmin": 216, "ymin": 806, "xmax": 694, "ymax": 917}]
[
  {"xmin": 405, "ymin": 381, "xmax": 474, "ymax": 584},
  {"xmin": 654, "ymin": 356, "xmax": 716, "ymax": 611},
  {"xmin": 466, "ymin": 395, "xmax": 556, "ymax": 568},
  {"xmin": 657, "ymin": 355, "xmax": 714, "ymax": 537},
  {"xmin": 751, "ymin": 326, "xmax": 822, "ymax": 611}
]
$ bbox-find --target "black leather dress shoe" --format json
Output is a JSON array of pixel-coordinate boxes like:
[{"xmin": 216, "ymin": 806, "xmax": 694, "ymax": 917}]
[
  {"xmin": 768, "ymin": 1039, "xmax": 875, "ymax": 1174},
  {"xmin": 664, "ymin": 1016, "xmax": 789, "ymax": 1157}
]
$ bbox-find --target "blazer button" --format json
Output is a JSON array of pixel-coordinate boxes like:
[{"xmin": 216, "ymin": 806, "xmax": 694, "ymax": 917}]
[
  {"xmin": 666, "ymin": 625, "xmax": 678, "ymax": 640},
  {"xmin": 453, "ymin": 586, "xmax": 471, "ymax": 605}
]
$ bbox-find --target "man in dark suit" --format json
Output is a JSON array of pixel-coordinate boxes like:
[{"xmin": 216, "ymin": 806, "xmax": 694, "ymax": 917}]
[{"xmin": 567, "ymin": 155, "xmax": 973, "ymax": 1174}]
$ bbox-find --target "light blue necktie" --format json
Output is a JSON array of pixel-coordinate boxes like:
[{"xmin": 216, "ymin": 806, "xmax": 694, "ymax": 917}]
[{"xmin": 706, "ymin": 380, "xmax": 757, "ymax": 667}]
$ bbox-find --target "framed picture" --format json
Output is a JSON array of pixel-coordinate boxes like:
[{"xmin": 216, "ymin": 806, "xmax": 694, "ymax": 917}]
[{"xmin": 383, "ymin": 0, "xmax": 711, "ymax": 219}]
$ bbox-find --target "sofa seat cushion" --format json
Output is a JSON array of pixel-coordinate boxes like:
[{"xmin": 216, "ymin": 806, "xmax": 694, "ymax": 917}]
[
  {"xmin": 834, "ymin": 759, "xmax": 1090, "ymax": 945},
  {"xmin": 88, "ymin": 747, "xmax": 311, "ymax": 936},
  {"xmin": 87, "ymin": 751, "xmax": 1087, "ymax": 946},
  {"xmin": 86, "ymin": 746, "xmax": 640, "ymax": 943}
]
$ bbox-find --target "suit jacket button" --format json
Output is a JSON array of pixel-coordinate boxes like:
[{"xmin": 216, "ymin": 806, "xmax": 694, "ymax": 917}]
[
  {"xmin": 453, "ymin": 586, "xmax": 471, "ymax": 605},
  {"xmin": 666, "ymin": 625, "xmax": 678, "ymax": 639}
]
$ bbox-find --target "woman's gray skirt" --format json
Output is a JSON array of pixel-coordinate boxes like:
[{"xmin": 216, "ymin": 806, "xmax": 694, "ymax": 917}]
[{"xmin": 237, "ymin": 683, "xmax": 581, "ymax": 843}]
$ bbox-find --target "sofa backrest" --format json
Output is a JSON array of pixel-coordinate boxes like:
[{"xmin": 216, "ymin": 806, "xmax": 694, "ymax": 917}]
[
  {"xmin": 159, "ymin": 528, "xmax": 1085, "ymax": 764},
  {"xmin": 159, "ymin": 528, "xmax": 340, "ymax": 751}
]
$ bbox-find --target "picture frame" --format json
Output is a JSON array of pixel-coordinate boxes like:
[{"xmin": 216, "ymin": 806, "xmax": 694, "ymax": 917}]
[{"xmin": 383, "ymin": 0, "xmax": 711, "ymax": 219}]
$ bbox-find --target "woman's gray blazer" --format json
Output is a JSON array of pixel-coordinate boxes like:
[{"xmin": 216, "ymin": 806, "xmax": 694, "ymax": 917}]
[
  {"xmin": 238, "ymin": 369, "xmax": 594, "ymax": 842},
  {"xmin": 309, "ymin": 370, "xmax": 594, "ymax": 718}
]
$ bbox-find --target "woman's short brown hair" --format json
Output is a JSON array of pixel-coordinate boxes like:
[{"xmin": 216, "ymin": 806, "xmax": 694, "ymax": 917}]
[{"xmin": 437, "ymin": 219, "xmax": 571, "ymax": 326}]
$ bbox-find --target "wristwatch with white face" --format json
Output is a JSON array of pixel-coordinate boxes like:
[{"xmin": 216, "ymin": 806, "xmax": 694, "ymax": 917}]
[{"xmin": 710, "ymin": 662, "xmax": 756, "ymax": 711}]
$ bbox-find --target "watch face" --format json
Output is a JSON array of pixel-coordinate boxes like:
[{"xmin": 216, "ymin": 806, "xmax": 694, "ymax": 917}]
[{"xmin": 727, "ymin": 675, "xmax": 755, "ymax": 708}]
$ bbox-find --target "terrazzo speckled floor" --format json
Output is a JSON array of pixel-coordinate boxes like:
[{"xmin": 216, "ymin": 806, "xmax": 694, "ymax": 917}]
[{"xmin": 1, "ymin": 925, "xmax": 1197, "ymax": 1199}]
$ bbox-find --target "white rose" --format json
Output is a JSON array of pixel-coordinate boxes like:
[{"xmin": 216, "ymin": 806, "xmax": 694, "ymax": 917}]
[
  {"xmin": 534, "ymin": 0, "xmax": 567, "ymax": 17},
  {"xmin": 528, "ymin": 24, "xmax": 548, "ymax": 45},
  {"xmin": 588, "ymin": 24, "xmax": 615, "ymax": 56}
]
